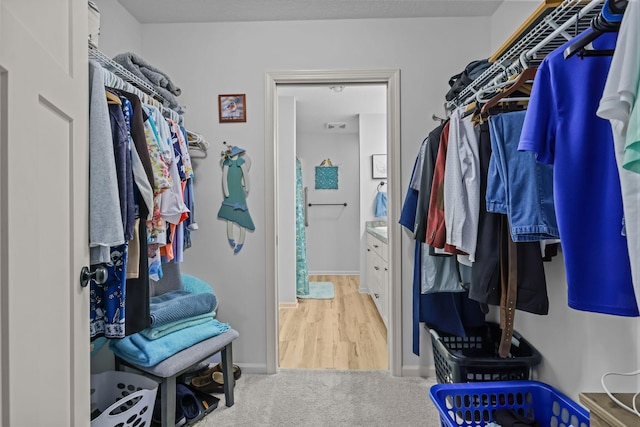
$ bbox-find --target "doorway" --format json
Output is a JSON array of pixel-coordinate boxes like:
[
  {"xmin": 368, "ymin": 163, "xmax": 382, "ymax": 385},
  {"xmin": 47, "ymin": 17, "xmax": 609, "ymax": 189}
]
[
  {"xmin": 264, "ymin": 70, "xmax": 402, "ymax": 376},
  {"xmin": 277, "ymin": 83, "xmax": 387, "ymax": 370}
]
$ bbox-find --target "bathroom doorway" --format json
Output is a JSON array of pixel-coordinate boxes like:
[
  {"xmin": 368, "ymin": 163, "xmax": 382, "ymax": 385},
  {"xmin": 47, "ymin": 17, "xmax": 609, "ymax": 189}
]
[
  {"xmin": 264, "ymin": 70, "xmax": 402, "ymax": 375},
  {"xmin": 276, "ymin": 83, "xmax": 387, "ymax": 370}
]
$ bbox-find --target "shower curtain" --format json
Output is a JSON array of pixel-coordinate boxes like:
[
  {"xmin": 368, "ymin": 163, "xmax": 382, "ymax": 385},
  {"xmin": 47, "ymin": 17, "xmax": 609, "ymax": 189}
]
[{"xmin": 296, "ymin": 158, "xmax": 309, "ymax": 296}]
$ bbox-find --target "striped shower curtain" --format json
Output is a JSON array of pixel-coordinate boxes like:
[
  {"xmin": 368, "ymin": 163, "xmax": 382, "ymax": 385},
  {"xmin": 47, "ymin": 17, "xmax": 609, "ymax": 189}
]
[{"xmin": 296, "ymin": 158, "xmax": 309, "ymax": 296}]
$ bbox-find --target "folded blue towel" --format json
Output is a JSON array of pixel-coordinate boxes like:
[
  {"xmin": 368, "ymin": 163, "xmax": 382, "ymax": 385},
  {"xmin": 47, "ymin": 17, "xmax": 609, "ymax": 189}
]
[
  {"xmin": 139, "ymin": 312, "xmax": 213, "ymax": 340},
  {"xmin": 375, "ymin": 191, "xmax": 388, "ymax": 217},
  {"xmin": 109, "ymin": 319, "xmax": 231, "ymax": 367},
  {"xmin": 150, "ymin": 290, "xmax": 217, "ymax": 327},
  {"xmin": 181, "ymin": 274, "xmax": 215, "ymax": 295}
]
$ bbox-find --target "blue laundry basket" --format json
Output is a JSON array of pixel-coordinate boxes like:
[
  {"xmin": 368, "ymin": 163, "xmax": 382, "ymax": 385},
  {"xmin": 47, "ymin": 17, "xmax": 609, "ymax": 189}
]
[{"xmin": 429, "ymin": 380, "xmax": 589, "ymax": 427}]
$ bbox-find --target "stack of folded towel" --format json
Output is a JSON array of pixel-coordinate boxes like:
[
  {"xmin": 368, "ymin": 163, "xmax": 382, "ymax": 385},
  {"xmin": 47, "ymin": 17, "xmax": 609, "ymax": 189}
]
[
  {"xmin": 112, "ymin": 52, "xmax": 184, "ymax": 114},
  {"xmin": 109, "ymin": 284, "xmax": 230, "ymax": 367}
]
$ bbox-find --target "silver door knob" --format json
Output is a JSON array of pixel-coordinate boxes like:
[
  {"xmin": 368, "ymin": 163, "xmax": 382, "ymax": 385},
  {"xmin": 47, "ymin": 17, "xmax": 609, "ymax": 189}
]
[{"xmin": 80, "ymin": 266, "xmax": 107, "ymax": 288}]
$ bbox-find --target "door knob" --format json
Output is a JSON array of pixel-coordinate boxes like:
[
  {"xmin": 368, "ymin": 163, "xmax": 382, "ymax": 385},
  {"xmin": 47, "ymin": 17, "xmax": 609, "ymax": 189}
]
[{"xmin": 80, "ymin": 265, "xmax": 108, "ymax": 288}]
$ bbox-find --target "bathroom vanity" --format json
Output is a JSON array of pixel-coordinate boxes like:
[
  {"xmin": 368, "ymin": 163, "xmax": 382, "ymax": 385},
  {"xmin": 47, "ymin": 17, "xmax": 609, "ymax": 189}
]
[{"xmin": 365, "ymin": 221, "xmax": 388, "ymax": 328}]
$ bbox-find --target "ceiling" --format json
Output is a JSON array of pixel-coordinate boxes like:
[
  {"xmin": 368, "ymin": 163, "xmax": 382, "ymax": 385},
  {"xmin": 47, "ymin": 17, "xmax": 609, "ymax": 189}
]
[{"xmin": 117, "ymin": 0, "xmax": 506, "ymax": 24}]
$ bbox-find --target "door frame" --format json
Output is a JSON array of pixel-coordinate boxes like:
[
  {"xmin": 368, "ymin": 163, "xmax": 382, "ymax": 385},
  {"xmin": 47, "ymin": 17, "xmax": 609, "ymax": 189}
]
[{"xmin": 264, "ymin": 69, "xmax": 402, "ymax": 375}]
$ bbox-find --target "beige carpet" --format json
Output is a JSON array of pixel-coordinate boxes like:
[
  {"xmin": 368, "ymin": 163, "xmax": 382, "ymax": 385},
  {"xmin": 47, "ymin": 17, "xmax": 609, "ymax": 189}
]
[{"xmin": 194, "ymin": 369, "xmax": 441, "ymax": 427}]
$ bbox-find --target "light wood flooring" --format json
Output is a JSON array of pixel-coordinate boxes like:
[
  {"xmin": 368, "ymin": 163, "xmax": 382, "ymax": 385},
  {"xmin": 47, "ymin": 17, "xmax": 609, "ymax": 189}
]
[{"xmin": 278, "ymin": 275, "xmax": 388, "ymax": 370}]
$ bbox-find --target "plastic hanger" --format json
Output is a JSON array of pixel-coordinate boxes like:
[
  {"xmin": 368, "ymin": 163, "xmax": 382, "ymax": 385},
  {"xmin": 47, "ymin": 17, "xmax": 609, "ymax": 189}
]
[
  {"xmin": 480, "ymin": 67, "xmax": 537, "ymax": 115},
  {"xmin": 563, "ymin": 0, "xmax": 626, "ymax": 59}
]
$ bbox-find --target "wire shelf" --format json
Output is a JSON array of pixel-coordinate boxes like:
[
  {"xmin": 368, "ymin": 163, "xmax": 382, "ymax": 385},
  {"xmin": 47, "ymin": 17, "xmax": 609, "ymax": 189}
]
[
  {"xmin": 446, "ymin": 0, "xmax": 604, "ymax": 110},
  {"xmin": 88, "ymin": 44, "xmax": 166, "ymax": 106}
]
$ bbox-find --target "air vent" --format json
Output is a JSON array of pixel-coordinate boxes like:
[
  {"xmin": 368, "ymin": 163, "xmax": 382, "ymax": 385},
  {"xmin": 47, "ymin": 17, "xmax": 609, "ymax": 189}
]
[{"xmin": 325, "ymin": 122, "xmax": 347, "ymax": 130}]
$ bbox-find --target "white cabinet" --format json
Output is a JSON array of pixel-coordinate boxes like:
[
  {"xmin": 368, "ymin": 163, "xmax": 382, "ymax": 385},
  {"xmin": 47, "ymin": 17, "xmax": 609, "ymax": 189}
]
[{"xmin": 366, "ymin": 232, "xmax": 388, "ymax": 328}]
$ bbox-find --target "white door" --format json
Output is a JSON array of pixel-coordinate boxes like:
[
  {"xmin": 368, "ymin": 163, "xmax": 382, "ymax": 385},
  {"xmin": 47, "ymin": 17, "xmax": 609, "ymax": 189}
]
[{"xmin": 0, "ymin": 1, "xmax": 89, "ymax": 425}]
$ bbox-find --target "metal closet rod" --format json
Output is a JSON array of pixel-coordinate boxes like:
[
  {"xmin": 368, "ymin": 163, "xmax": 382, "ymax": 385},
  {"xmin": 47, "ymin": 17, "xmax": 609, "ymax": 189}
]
[{"xmin": 308, "ymin": 202, "xmax": 348, "ymax": 207}]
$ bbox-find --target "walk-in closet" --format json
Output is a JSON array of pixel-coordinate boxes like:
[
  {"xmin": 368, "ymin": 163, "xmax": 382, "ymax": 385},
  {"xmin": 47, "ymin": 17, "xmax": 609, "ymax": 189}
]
[{"xmin": 0, "ymin": 0, "xmax": 638, "ymax": 425}]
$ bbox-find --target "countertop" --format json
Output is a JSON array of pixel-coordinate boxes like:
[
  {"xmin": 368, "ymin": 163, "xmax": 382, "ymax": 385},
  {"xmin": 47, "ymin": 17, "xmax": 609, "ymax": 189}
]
[{"xmin": 366, "ymin": 221, "xmax": 388, "ymax": 243}]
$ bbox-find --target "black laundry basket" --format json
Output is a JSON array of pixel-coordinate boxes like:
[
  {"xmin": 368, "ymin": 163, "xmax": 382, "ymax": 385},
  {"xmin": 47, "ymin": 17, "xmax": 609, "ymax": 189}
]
[{"xmin": 428, "ymin": 322, "xmax": 541, "ymax": 384}]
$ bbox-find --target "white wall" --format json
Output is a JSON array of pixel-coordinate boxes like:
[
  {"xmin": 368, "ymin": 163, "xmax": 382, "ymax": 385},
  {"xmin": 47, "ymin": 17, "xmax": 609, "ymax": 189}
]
[
  {"xmin": 93, "ymin": 0, "xmax": 143, "ymax": 57},
  {"xmin": 297, "ymin": 132, "xmax": 360, "ymax": 275},
  {"xmin": 359, "ymin": 113, "xmax": 387, "ymax": 292},
  {"xmin": 512, "ymin": 254, "xmax": 640, "ymax": 401},
  {"xmin": 490, "ymin": 1, "xmax": 541, "ymax": 54},
  {"xmin": 97, "ymin": 14, "xmax": 492, "ymax": 375},
  {"xmin": 277, "ymin": 96, "xmax": 298, "ymax": 304}
]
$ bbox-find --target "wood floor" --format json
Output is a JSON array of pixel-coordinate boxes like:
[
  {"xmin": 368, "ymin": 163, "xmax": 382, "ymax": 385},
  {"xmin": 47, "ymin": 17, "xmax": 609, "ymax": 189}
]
[{"xmin": 278, "ymin": 275, "xmax": 388, "ymax": 370}]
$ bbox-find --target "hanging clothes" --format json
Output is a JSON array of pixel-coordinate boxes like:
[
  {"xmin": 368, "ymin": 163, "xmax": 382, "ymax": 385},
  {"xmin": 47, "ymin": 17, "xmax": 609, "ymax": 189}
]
[
  {"xmin": 88, "ymin": 60, "xmax": 125, "ymax": 265},
  {"xmin": 444, "ymin": 106, "xmax": 481, "ymax": 263},
  {"xmin": 89, "ymin": 59, "xmax": 198, "ymax": 339},
  {"xmin": 597, "ymin": 0, "xmax": 640, "ymax": 314},
  {"xmin": 518, "ymin": 29, "xmax": 639, "ymax": 317},
  {"xmin": 401, "ymin": 135, "xmax": 485, "ymax": 356}
]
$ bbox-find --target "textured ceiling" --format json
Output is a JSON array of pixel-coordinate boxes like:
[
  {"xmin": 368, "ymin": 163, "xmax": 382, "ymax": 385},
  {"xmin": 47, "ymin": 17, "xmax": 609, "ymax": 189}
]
[{"xmin": 117, "ymin": 0, "xmax": 505, "ymax": 24}]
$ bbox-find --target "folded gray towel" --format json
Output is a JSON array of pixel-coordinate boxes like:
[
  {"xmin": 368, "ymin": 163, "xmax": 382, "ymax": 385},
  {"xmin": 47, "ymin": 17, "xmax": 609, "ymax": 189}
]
[
  {"xmin": 112, "ymin": 52, "xmax": 184, "ymax": 113},
  {"xmin": 149, "ymin": 290, "xmax": 217, "ymax": 327}
]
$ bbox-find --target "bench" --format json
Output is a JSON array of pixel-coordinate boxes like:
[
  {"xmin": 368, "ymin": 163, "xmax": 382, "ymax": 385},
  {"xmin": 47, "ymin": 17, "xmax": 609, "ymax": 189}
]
[{"xmin": 115, "ymin": 328, "xmax": 239, "ymax": 427}]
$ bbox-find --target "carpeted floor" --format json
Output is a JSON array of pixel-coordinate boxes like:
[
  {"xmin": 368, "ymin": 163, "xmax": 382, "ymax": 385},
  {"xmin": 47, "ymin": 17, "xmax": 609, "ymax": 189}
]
[{"xmin": 194, "ymin": 369, "xmax": 441, "ymax": 427}]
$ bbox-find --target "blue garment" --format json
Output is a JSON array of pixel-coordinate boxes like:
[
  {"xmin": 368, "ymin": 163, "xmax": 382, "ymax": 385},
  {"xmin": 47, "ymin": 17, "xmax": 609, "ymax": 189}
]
[
  {"xmin": 183, "ymin": 177, "xmax": 195, "ymax": 250},
  {"xmin": 399, "ymin": 157, "xmax": 420, "ymax": 232},
  {"xmin": 90, "ymin": 244, "xmax": 128, "ymax": 339},
  {"xmin": 486, "ymin": 111, "xmax": 559, "ymax": 242},
  {"xmin": 374, "ymin": 191, "xmax": 387, "ymax": 217},
  {"xmin": 108, "ymin": 98, "xmax": 135, "ymax": 241},
  {"xmin": 518, "ymin": 29, "xmax": 638, "ymax": 317}
]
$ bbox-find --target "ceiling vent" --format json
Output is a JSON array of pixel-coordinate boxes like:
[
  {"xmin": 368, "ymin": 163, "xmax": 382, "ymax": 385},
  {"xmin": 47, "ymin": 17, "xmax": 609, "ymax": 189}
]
[{"xmin": 325, "ymin": 122, "xmax": 347, "ymax": 130}]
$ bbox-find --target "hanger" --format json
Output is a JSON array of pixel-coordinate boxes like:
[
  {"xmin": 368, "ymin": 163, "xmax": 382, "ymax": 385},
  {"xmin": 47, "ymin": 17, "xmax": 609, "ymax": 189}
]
[
  {"xmin": 432, "ymin": 114, "xmax": 447, "ymax": 124},
  {"xmin": 479, "ymin": 67, "xmax": 537, "ymax": 115},
  {"xmin": 105, "ymin": 89, "xmax": 122, "ymax": 105},
  {"xmin": 563, "ymin": 0, "xmax": 626, "ymax": 59}
]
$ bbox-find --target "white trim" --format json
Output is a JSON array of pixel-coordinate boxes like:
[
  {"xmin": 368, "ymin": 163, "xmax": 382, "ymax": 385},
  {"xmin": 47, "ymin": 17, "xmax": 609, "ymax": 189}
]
[
  {"xmin": 265, "ymin": 69, "xmax": 402, "ymax": 376},
  {"xmin": 402, "ymin": 364, "xmax": 436, "ymax": 379},
  {"xmin": 278, "ymin": 301, "xmax": 299, "ymax": 309},
  {"xmin": 307, "ymin": 271, "xmax": 360, "ymax": 276}
]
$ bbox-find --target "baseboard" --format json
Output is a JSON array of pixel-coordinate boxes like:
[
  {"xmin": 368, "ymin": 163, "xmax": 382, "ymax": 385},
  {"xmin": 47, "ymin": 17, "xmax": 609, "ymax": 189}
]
[
  {"xmin": 278, "ymin": 301, "xmax": 299, "ymax": 309},
  {"xmin": 308, "ymin": 271, "xmax": 360, "ymax": 276},
  {"xmin": 234, "ymin": 363, "xmax": 268, "ymax": 375},
  {"xmin": 237, "ymin": 363, "xmax": 435, "ymax": 378},
  {"xmin": 402, "ymin": 364, "xmax": 436, "ymax": 379}
]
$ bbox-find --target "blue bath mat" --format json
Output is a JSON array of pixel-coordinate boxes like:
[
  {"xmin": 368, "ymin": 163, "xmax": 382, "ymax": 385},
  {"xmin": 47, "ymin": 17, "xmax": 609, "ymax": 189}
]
[{"xmin": 298, "ymin": 282, "xmax": 335, "ymax": 300}]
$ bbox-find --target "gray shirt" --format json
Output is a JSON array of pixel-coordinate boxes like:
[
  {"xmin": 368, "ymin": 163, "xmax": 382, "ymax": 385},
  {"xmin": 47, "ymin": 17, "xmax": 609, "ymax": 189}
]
[{"xmin": 89, "ymin": 60, "xmax": 125, "ymax": 263}]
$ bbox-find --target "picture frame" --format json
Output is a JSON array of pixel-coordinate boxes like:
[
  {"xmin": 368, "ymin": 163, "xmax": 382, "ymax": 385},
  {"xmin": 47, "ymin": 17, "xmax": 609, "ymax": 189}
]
[
  {"xmin": 218, "ymin": 94, "xmax": 246, "ymax": 123},
  {"xmin": 372, "ymin": 154, "xmax": 387, "ymax": 179}
]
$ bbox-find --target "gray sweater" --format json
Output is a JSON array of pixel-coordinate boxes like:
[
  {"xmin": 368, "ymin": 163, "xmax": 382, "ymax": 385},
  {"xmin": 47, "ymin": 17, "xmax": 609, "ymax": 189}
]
[{"xmin": 89, "ymin": 60, "xmax": 125, "ymax": 263}]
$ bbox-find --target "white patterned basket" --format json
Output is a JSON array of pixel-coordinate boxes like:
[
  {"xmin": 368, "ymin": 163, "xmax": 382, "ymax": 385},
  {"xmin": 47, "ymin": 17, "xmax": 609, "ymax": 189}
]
[{"xmin": 90, "ymin": 371, "xmax": 158, "ymax": 427}]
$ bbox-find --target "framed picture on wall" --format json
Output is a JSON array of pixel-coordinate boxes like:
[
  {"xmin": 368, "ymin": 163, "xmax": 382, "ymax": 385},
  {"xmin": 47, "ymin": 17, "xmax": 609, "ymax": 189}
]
[
  {"xmin": 218, "ymin": 94, "xmax": 246, "ymax": 123},
  {"xmin": 372, "ymin": 154, "xmax": 387, "ymax": 179}
]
